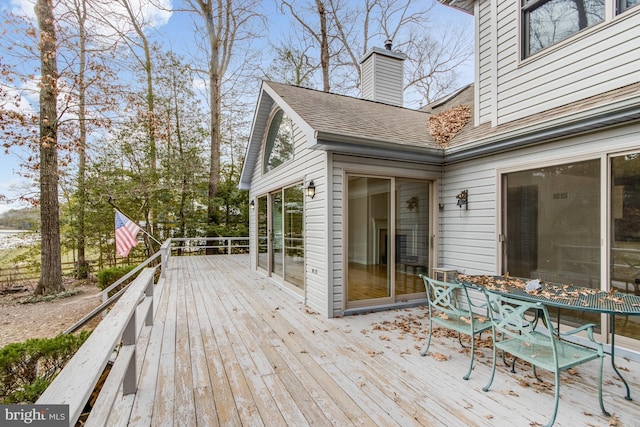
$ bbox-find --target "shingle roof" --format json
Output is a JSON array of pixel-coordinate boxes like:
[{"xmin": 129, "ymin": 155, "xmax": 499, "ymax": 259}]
[
  {"xmin": 448, "ymin": 81, "xmax": 640, "ymax": 149},
  {"xmin": 264, "ymin": 81, "xmax": 439, "ymax": 149},
  {"xmin": 261, "ymin": 80, "xmax": 640, "ymax": 160}
]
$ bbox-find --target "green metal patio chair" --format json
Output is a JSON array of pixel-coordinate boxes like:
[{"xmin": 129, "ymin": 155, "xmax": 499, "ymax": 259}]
[
  {"xmin": 418, "ymin": 274, "xmax": 492, "ymax": 380},
  {"xmin": 481, "ymin": 290, "xmax": 609, "ymax": 427}
]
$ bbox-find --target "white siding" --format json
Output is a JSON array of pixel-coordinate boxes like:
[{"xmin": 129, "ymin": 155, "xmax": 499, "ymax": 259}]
[
  {"xmin": 440, "ymin": 122, "xmax": 640, "ymax": 275},
  {"xmin": 476, "ymin": 0, "xmax": 493, "ymax": 125},
  {"xmin": 485, "ymin": 4, "xmax": 640, "ymax": 125},
  {"xmin": 248, "ymin": 105, "xmax": 328, "ymax": 316}
]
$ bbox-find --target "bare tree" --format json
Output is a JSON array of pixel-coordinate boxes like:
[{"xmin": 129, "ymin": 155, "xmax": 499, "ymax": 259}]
[
  {"xmin": 278, "ymin": 0, "xmax": 471, "ymax": 105},
  {"xmin": 403, "ymin": 26, "xmax": 473, "ymax": 105},
  {"xmin": 91, "ymin": 0, "xmax": 164, "ymax": 253},
  {"xmin": 35, "ymin": 0, "xmax": 63, "ymax": 294},
  {"xmin": 65, "ymin": 0, "xmax": 91, "ymax": 277},
  {"xmin": 182, "ymin": 0, "xmax": 262, "ymax": 226},
  {"xmin": 262, "ymin": 40, "xmax": 318, "ymax": 87},
  {"xmin": 280, "ymin": 0, "xmax": 334, "ymax": 92}
]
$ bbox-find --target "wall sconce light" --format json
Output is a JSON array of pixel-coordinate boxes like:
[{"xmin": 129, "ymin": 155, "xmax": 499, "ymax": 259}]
[
  {"xmin": 306, "ymin": 180, "xmax": 316, "ymax": 199},
  {"xmin": 456, "ymin": 189, "xmax": 468, "ymax": 209},
  {"xmin": 249, "ymin": 199, "xmax": 255, "ymax": 210},
  {"xmin": 406, "ymin": 196, "xmax": 418, "ymax": 211}
]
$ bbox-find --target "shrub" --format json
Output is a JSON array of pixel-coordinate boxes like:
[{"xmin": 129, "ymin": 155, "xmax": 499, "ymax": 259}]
[
  {"xmin": 95, "ymin": 265, "xmax": 137, "ymax": 291},
  {"xmin": 0, "ymin": 331, "xmax": 91, "ymax": 403}
]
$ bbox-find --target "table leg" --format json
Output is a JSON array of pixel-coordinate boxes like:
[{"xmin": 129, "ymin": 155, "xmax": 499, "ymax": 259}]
[{"xmin": 610, "ymin": 314, "xmax": 632, "ymax": 401}]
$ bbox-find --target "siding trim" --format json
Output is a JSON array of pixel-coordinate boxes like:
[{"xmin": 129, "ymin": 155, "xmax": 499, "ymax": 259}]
[{"xmin": 491, "ymin": 0, "xmax": 498, "ymax": 126}]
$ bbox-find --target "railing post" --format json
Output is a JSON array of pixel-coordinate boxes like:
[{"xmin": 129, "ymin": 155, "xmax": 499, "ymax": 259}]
[
  {"xmin": 228, "ymin": 238, "xmax": 232, "ymax": 254},
  {"xmin": 122, "ymin": 312, "xmax": 137, "ymax": 395},
  {"xmin": 145, "ymin": 274, "xmax": 154, "ymax": 326},
  {"xmin": 161, "ymin": 239, "xmax": 169, "ymax": 278}
]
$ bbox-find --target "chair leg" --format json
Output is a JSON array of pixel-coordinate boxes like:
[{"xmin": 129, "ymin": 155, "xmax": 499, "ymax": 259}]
[
  {"xmin": 482, "ymin": 336, "xmax": 498, "ymax": 392},
  {"xmin": 463, "ymin": 333, "xmax": 475, "ymax": 380},
  {"xmin": 545, "ymin": 370, "xmax": 561, "ymax": 427},
  {"xmin": 597, "ymin": 356, "xmax": 610, "ymax": 417},
  {"xmin": 421, "ymin": 320, "xmax": 433, "ymax": 357},
  {"xmin": 533, "ymin": 365, "xmax": 542, "ymax": 381}
]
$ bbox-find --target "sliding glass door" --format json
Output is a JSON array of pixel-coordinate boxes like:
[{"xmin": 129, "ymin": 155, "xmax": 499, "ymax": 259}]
[
  {"xmin": 283, "ymin": 185, "xmax": 304, "ymax": 289},
  {"xmin": 271, "ymin": 190, "xmax": 284, "ymax": 278},
  {"xmin": 256, "ymin": 183, "xmax": 305, "ymax": 294},
  {"xmin": 347, "ymin": 175, "xmax": 430, "ymax": 307},
  {"xmin": 347, "ymin": 177, "xmax": 392, "ymax": 302},
  {"xmin": 502, "ymin": 159, "xmax": 601, "ymax": 326},
  {"xmin": 502, "ymin": 153, "xmax": 640, "ymax": 343},
  {"xmin": 610, "ymin": 153, "xmax": 640, "ymax": 340}
]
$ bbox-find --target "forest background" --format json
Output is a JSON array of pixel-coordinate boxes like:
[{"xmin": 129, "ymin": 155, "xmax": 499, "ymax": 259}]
[{"xmin": 0, "ymin": 0, "xmax": 473, "ymax": 293}]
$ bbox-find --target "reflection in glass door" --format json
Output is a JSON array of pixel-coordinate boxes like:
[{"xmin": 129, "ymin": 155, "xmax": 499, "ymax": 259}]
[
  {"xmin": 347, "ymin": 177, "xmax": 391, "ymax": 303},
  {"xmin": 610, "ymin": 153, "xmax": 640, "ymax": 340},
  {"xmin": 284, "ymin": 185, "xmax": 304, "ymax": 289},
  {"xmin": 271, "ymin": 191, "xmax": 283, "ymax": 277},
  {"xmin": 395, "ymin": 178, "xmax": 430, "ymax": 296},
  {"xmin": 502, "ymin": 160, "xmax": 601, "ymax": 328},
  {"xmin": 257, "ymin": 195, "xmax": 268, "ymax": 270}
]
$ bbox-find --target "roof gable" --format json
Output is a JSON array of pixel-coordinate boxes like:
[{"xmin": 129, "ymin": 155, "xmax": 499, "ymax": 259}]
[{"xmin": 239, "ymin": 81, "xmax": 443, "ymax": 189}]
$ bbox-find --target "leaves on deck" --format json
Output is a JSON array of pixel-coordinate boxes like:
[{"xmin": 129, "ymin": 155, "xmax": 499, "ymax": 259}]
[
  {"xmin": 432, "ymin": 352, "xmax": 448, "ymax": 361},
  {"xmin": 458, "ymin": 274, "xmax": 631, "ymax": 306}
]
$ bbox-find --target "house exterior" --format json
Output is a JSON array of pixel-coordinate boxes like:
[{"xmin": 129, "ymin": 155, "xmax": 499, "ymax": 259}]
[{"xmin": 239, "ymin": 1, "xmax": 640, "ymax": 350}]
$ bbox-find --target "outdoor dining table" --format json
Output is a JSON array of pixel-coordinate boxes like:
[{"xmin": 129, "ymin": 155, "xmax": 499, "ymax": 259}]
[{"xmin": 457, "ymin": 274, "xmax": 640, "ymax": 401}]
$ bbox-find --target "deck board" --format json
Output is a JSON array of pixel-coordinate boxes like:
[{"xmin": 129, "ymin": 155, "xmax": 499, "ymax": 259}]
[{"xmin": 110, "ymin": 255, "xmax": 640, "ymax": 426}]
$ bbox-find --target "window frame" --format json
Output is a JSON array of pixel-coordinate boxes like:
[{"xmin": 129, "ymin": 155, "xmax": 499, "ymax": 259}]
[
  {"xmin": 617, "ymin": 0, "xmax": 640, "ymax": 13},
  {"xmin": 521, "ymin": 0, "xmax": 607, "ymax": 59}
]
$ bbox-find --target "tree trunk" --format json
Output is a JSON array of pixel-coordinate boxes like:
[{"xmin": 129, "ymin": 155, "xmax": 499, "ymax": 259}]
[
  {"xmin": 35, "ymin": 0, "xmax": 63, "ymax": 295},
  {"xmin": 316, "ymin": 0, "xmax": 330, "ymax": 92},
  {"xmin": 76, "ymin": 0, "xmax": 89, "ymax": 279},
  {"xmin": 207, "ymin": 19, "xmax": 221, "ymax": 254}
]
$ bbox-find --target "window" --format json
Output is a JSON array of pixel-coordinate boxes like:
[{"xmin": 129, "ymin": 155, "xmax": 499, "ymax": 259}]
[
  {"xmin": 618, "ymin": 0, "xmax": 640, "ymax": 12},
  {"xmin": 263, "ymin": 109, "xmax": 294, "ymax": 173},
  {"xmin": 522, "ymin": 0, "xmax": 605, "ymax": 57}
]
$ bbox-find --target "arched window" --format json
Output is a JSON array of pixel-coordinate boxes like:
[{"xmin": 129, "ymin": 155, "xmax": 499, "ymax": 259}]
[{"xmin": 263, "ymin": 109, "xmax": 294, "ymax": 173}]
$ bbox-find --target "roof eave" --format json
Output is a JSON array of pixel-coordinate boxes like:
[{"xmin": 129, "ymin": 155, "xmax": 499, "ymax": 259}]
[
  {"xmin": 437, "ymin": 0, "xmax": 475, "ymax": 15},
  {"xmin": 445, "ymin": 97, "xmax": 640, "ymax": 163},
  {"xmin": 314, "ymin": 131, "xmax": 444, "ymax": 163}
]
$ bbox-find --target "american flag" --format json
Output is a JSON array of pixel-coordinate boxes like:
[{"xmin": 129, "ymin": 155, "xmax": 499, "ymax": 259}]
[{"xmin": 115, "ymin": 210, "xmax": 141, "ymax": 257}]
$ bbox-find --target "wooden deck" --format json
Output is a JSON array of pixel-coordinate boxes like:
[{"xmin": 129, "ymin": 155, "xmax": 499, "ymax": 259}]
[{"xmin": 107, "ymin": 255, "xmax": 640, "ymax": 426}]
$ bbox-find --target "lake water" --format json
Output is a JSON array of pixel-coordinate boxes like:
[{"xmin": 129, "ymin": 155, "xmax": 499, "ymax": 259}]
[{"xmin": 0, "ymin": 230, "xmax": 39, "ymax": 250}]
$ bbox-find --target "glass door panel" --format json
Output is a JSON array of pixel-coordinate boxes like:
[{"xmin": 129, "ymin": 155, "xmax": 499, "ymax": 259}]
[
  {"xmin": 610, "ymin": 153, "xmax": 640, "ymax": 340},
  {"xmin": 347, "ymin": 176, "xmax": 391, "ymax": 303},
  {"xmin": 503, "ymin": 159, "xmax": 601, "ymax": 328},
  {"xmin": 271, "ymin": 191, "xmax": 283, "ymax": 277},
  {"xmin": 284, "ymin": 184, "xmax": 304, "ymax": 289},
  {"xmin": 257, "ymin": 195, "xmax": 268, "ymax": 270},
  {"xmin": 395, "ymin": 179, "xmax": 430, "ymax": 296}
]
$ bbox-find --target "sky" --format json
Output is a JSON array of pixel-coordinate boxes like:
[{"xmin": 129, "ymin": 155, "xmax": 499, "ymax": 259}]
[{"xmin": 0, "ymin": 0, "xmax": 473, "ymax": 214}]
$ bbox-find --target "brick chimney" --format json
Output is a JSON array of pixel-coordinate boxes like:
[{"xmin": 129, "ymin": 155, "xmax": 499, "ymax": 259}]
[{"xmin": 359, "ymin": 39, "xmax": 406, "ymax": 107}]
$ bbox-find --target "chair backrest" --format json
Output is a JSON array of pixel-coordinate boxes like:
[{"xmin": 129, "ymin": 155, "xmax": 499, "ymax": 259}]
[
  {"xmin": 483, "ymin": 291, "xmax": 554, "ymax": 345},
  {"xmin": 419, "ymin": 274, "xmax": 472, "ymax": 318}
]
